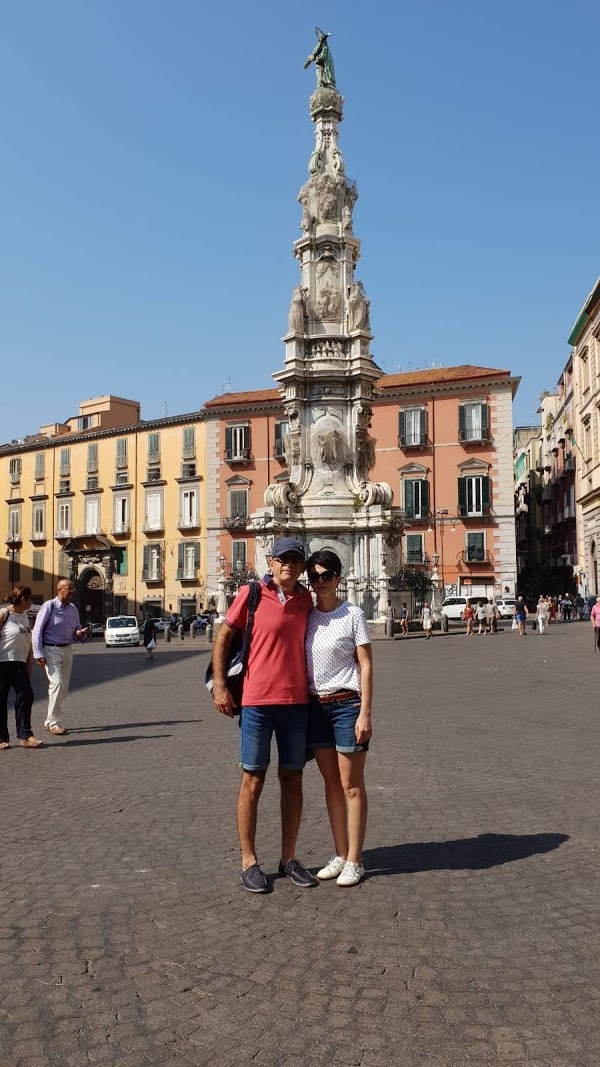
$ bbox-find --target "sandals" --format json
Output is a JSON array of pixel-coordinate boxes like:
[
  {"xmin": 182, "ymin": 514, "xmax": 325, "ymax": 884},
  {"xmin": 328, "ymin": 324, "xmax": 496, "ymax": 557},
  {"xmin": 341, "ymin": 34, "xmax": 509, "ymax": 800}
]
[
  {"xmin": 0, "ymin": 741, "xmax": 9, "ymax": 750},
  {"xmin": 20, "ymin": 737, "xmax": 43, "ymax": 748},
  {"xmin": 45, "ymin": 725, "xmax": 68, "ymax": 735}
]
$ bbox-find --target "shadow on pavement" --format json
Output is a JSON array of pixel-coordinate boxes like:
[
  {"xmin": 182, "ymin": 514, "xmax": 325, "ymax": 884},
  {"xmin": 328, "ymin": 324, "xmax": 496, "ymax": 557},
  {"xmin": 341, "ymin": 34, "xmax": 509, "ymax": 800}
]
[
  {"xmin": 62, "ymin": 646, "xmax": 212, "ymax": 695},
  {"xmin": 68, "ymin": 719, "xmax": 203, "ymax": 732},
  {"xmin": 47, "ymin": 733, "xmax": 173, "ymax": 747},
  {"xmin": 363, "ymin": 831, "xmax": 569, "ymax": 875}
]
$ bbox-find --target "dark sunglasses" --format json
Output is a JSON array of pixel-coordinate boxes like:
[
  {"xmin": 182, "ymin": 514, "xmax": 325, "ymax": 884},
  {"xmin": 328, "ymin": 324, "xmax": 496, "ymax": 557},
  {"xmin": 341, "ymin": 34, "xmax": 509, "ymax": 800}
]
[{"xmin": 308, "ymin": 569, "xmax": 337, "ymax": 584}]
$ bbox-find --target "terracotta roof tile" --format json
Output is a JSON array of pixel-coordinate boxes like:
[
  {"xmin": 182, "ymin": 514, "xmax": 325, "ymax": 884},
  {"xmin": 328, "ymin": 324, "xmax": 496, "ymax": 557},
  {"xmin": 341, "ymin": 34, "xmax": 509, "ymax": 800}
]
[
  {"xmin": 204, "ymin": 389, "xmax": 280, "ymax": 408},
  {"xmin": 377, "ymin": 364, "xmax": 510, "ymax": 388}
]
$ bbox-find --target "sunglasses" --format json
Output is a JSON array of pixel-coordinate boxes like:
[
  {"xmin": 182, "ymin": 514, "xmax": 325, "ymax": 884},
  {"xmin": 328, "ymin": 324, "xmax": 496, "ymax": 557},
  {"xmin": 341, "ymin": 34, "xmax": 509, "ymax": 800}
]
[{"xmin": 308, "ymin": 569, "xmax": 337, "ymax": 584}]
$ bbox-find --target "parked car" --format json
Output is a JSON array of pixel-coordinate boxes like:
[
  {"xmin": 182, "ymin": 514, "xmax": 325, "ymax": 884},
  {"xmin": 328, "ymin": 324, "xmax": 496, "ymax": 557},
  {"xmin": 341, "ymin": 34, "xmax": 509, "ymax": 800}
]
[
  {"xmin": 151, "ymin": 617, "xmax": 167, "ymax": 633},
  {"xmin": 493, "ymin": 598, "xmax": 518, "ymax": 618},
  {"xmin": 89, "ymin": 621, "xmax": 105, "ymax": 637},
  {"xmin": 441, "ymin": 596, "xmax": 473, "ymax": 620},
  {"xmin": 104, "ymin": 616, "xmax": 140, "ymax": 648}
]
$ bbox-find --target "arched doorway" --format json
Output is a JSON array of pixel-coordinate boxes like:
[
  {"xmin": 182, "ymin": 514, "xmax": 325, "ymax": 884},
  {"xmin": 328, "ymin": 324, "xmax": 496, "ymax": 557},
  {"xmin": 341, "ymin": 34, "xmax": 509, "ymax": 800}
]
[
  {"xmin": 79, "ymin": 568, "xmax": 105, "ymax": 624},
  {"xmin": 591, "ymin": 541, "xmax": 598, "ymax": 595}
]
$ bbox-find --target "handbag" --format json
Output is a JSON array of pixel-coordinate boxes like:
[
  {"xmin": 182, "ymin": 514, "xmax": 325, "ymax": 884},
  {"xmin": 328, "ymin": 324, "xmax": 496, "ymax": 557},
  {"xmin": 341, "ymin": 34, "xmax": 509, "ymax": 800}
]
[{"xmin": 205, "ymin": 582, "xmax": 261, "ymax": 712}]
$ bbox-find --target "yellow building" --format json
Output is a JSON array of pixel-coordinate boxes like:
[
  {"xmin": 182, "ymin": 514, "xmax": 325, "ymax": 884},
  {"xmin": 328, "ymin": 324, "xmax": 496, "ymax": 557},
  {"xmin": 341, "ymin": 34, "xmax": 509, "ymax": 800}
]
[{"xmin": 0, "ymin": 396, "xmax": 208, "ymax": 622}]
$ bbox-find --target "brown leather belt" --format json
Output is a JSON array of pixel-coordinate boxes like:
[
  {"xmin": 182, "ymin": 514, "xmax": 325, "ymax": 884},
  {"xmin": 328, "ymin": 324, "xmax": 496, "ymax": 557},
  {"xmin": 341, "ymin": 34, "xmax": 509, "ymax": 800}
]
[{"xmin": 315, "ymin": 689, "xmax": 359, "ymax": 704}]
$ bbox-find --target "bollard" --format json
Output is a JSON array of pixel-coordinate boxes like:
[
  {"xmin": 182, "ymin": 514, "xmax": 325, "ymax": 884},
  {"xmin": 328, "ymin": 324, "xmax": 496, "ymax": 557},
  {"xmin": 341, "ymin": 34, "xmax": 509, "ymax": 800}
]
[
  {"xmin": 385, "ymin": 618, "xmax": 394, "ymax": 639},
  {"xmin": 441, "ymin": 613, "xmax": 448, "ymax": 633},
  {"xmin": 206, "ymin": 623, "xmax": 214, "ymax": 643},
  {"xmin": 165, "ymin": 626, "xmax": 171, "ymax": 642},
  {"xmin": 178, "ymin": 622, "xmax": 185, "ymax": 640}
]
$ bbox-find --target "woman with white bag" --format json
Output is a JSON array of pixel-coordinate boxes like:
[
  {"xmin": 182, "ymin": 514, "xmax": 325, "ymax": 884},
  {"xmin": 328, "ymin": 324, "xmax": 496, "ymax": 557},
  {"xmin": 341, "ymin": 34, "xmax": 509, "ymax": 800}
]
[{"xmin": 142, "ymin": 614, "xmax": 157, "ymax": 660}]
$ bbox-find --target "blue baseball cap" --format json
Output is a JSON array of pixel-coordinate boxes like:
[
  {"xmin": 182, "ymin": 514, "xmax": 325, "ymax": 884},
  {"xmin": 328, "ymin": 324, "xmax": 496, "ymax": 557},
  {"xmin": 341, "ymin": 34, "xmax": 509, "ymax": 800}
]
[{"xmin": 270, "ymin": 537, "xmax": 306, "ymax": 560}]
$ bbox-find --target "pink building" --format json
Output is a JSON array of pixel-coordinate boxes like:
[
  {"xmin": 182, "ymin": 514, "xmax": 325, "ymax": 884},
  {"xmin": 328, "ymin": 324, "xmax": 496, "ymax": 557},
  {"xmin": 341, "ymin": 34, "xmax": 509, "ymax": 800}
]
[{"xmin": 204, "ymin": 363, "xmax": 518, "ymax": 605}]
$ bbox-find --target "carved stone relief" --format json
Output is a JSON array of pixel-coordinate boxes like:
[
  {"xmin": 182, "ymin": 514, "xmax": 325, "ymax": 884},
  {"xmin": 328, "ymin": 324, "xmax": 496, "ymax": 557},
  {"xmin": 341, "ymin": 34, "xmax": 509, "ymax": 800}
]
[{"xmin": 287, "ymin": 286, "xmax": 307, "ymax": 334}]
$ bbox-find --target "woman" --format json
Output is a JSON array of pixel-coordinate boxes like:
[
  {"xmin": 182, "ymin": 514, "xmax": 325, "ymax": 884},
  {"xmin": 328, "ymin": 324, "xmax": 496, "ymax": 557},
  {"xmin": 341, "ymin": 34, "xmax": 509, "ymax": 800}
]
[
  {"xmin": 142, "ymin": 614, "xmax": 157, "ymax": 660},
  {"xmin": 462, "ymin": 600, "xmax": 474, "ymax": 636},
  {"xmin": 514, "ymin": 596, "xmax": 529, "ymax": 636},
  {"xmin": 305, "ymin": 550, "xmax": 372, "ymax": 887},
  {"xmin": 536, "ymin": 596, "xmax": 549, "ymax": 635},
  {"xmin": 420, "ymin": 601, "xmax": 433, "ymax": 639},
  {"xmin": 0, "ymin": 586, "xmax": 42, "ymax": 749}
]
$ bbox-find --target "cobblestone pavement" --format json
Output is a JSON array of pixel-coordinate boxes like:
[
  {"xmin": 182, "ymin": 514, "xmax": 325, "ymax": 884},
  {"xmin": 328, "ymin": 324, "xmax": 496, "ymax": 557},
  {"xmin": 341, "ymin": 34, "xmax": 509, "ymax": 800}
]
[{"xmin": 1, "ymin": 623, "xmax": 599, "ymax": 1067}]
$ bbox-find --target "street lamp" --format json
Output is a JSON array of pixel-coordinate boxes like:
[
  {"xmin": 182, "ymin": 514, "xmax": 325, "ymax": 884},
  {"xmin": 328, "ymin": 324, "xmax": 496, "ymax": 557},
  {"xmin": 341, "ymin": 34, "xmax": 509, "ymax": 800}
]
[{"xmin": 426, "ymin": 510, "xmax": 456, "ymax": 599}]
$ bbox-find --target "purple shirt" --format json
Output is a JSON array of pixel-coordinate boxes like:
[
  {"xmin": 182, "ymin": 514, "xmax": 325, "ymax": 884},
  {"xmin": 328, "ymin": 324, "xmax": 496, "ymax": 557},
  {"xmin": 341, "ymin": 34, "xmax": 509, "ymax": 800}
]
[{"xmin": 32, "ymin": 597, "xmax": 84, "ymax": 658}]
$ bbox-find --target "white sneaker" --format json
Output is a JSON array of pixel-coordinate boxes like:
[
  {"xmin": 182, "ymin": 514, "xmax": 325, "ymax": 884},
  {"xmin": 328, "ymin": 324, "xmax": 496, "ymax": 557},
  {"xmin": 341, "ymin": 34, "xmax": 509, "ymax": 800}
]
[
  {"xmin": 336, "ymin": 861, "xmax": 365, "ymax": 887},
  {"xmin": 316, "ymin": 855, "xmax": 346, "ymax": 880}
]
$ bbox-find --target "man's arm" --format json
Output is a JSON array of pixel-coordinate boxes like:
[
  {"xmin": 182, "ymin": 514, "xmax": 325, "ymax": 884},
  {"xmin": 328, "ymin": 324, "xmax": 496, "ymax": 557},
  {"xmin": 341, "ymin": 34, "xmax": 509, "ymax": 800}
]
[
  {"xmin": 32, "ymin": 601, "xmax": 52, "ymax": 662},
  {"xmin": 211, "ymin": 622, "xmax": 237, "ymax": 717}
]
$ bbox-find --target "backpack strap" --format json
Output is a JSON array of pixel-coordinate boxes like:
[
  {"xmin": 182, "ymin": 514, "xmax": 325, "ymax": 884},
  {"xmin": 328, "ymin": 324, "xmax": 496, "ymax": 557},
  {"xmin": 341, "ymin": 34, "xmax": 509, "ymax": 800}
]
[
  {"xmin": 0, "ymin": 608, "xmax": 9, "ymax": 632},
  {"xmin": 240, "ymin": 581, "xmax": 261, "ymax": 673}
]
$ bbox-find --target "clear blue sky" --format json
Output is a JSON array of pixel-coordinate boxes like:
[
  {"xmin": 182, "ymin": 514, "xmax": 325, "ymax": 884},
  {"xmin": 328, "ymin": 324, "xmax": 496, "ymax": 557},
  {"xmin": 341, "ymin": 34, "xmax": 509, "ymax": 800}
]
[{"xmin": 3, "ymin": 0, "xmax": 599, "ymax": 442}]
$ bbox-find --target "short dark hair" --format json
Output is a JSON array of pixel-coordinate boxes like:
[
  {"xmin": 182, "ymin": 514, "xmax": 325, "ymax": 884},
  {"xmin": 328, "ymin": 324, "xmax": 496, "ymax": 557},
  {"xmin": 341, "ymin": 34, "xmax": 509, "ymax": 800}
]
[{"xmin": 306, "ymin": 549, "xmax": 342, "ymax": 575}]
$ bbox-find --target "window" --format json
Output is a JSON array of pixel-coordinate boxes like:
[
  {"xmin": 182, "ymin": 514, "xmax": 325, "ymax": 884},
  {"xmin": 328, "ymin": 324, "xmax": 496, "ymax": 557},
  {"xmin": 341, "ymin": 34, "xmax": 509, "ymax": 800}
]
[
  {"xmin": 225, "ymin": 424, "xmax": 250, "ymax": 461},
  {"xmin": 142, "ymin": 543, "xmax": 162, "ymax": 581},
  {"xmin": 32, "ymin": 551, "xmax": 44, "ymax": 582},
  {"xmin": 9, "ymin": 552, "xmax": 20, "ymax": 584},
  {"xmin": 117, "ymin": 548, "xmax": 128, "ymax": 577},
  {"xmin": 144, "ymin": 491, "xmax": 163, "ymax": 531},
  {"xmin": 32, "ymin": 503, "xmax": 46, "ymax": 539},
  {"xmin": 147, "ymin": 432, "xmax": 160, "ymax": 463},
  {"xmin": 116, "ymin": 471, "xmax": 129, "ymax": 485},
  {"xmin": 458, "ymin": 403, "xmax": 489, "ymax": 443},
  {"xmin": 584, "ymin": 420, "xmax": 592, "ymax": 463},
  {"xmin": 179, "ymin": 488, "xmax": 199, "ymax": 528},
  {"xmin": 581, "ymin": 348, "xmax": 590, "ymax": 393},
  {"xmin": 406, "ymin": 534, "xmax": 423, "ymax": 564},
  {"xmin": 403, "ymin": 479, "xmax": 429, "ymax": 519},
  {"xmin": 399, "ymin": 408, "xmax": 427, "ymax": 447},
  {"xmin": 84, "ymin": 497, "xmax": 100, "ymax": 535},
  {"xmin": 87, "ymin": 443, "xmax": 98, "ymax": 473},
  {"xmin": 146, "ymin": 466, "xmax": 162, "ymax": 482},
  {"xmin": 57, "ymin": 550, "xmax": 70, "ymax": 577},
  {"xmin": 86, "ymin": 476, "xmax": 99, "ymax": 491},
  {"xmin": 232, "ymin": 541, "xmax": 247, "ymax": 568},
  {"xmin": 458, "ymin": 475, "xmax": 491, "ymax": 517},
  {"xmin": 182, "ymin": 426, "xmax": 195, "ymax": 460},
  {"xmin": 78, "ymin": 415, "xmax": 93, "ymax": 430},
  {"xmin": 177, "ymin": 540, "xmax": 200, "ymax": 580},
  {"xmin": 34, "ymin": 453, "xmax": 45, "ymax": 481},
  {"xmin": 9, "ymin": 458, "xmax": 22, "ymax": 484},
  {"xmin": 466, "ymin": 532, "xmax": 485, "ymax": 562},
  {"xmin": 57, "ymin": 501, "xmax": 71, "ymax": 536},
  {"xmin": 58, "ymin": 478, "xmax": 70, "ymax": 494},
  {"xmin": 274, "ymin": 421, "xmax": 289, "ymax": 459},
  {"xmin": 116, "ymin": 438, "xmax": 128, "ymax": 469},
  {"xmin": 59, "ymin": 449, "xmax": 71, "ymax": 476},
  {"xmin": 229, "ymin": 489, "xmax": 248, "ymax": 519},
  {"xmin": 181, "ymin": 462, "xmax": 196, "ymax": 478},
  {"xmin": 113, "ymin": 496, "xmax": 130, "ymax": 534},
  {"xmin": 8, "ymin": 506, "xmax": 21, "ymax": 539}
]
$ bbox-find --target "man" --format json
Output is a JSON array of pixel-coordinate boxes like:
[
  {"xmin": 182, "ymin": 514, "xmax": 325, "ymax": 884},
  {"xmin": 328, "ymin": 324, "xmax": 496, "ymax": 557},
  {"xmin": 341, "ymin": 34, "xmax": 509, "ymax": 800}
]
[
  {"xmin": 211, "ymin": 537, "xmax": 317, "ymax": 893},
  {"xmin": 32, "ymin": 579, "xmax": 88, "ymax": 735}
]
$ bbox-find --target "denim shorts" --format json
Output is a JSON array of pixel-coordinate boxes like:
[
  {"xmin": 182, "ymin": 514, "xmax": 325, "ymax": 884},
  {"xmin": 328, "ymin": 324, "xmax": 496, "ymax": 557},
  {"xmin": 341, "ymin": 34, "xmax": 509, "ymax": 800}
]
[
  {"xmin": 239, "ymin": 704, "xmax": 309, "ymax": 772},
  {"xmin": 308, "ymin": 695, "xmax": 369, "ymax": 755}
]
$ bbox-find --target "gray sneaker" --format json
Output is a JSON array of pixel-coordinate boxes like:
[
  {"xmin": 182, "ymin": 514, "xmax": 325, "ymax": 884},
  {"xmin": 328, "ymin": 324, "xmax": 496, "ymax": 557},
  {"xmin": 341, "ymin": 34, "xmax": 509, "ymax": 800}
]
[
  {"xmin": 240, "ymin": 864, "xmax": 270, "ymax": 893},
  {"xmin": 278, "ymin": 858, "xmax": 319, "ymax": 888}
]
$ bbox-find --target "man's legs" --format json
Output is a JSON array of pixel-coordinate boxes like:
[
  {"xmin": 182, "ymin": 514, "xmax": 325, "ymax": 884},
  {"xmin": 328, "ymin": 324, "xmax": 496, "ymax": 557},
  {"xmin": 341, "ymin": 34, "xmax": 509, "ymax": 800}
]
[
  {"xmin": 238, "ymin": 770, "xmax": 266, "ymax": 869},
  {"xmin": 279, "ymin": 768, "xmax": 303, "ymax": 864},
  {"xmin": 44, "ymin": 646, "xmax": 73, "ymax": 728}
]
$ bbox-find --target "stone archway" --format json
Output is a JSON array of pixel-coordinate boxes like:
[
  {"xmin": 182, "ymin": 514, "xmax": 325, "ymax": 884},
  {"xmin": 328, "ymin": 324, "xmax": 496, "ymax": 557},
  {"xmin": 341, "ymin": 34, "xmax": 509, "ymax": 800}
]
[{"xmin": 78, "ymin": 568, "xmax": 105, "ymax": 624}]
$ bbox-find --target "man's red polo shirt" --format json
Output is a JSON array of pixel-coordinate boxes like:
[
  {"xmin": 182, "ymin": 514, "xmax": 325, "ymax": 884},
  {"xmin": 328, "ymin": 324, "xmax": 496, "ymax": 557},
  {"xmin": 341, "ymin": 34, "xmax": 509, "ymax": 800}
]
[{"xmin": 225, "ymin": 579, "xmax": 313, "ymax": 706}]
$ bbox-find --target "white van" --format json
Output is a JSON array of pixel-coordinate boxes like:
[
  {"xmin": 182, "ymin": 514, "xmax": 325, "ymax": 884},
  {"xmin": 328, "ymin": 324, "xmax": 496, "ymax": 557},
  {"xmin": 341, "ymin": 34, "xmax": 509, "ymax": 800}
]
[{"xmin": 104, "ymin": 616, "xmax": 140, "ymax": 648}]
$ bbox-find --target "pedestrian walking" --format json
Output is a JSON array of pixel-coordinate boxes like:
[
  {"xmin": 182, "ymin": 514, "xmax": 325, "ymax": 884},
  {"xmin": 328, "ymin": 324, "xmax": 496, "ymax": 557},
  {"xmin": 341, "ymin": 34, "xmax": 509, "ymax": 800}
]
[
  {"xmin": 0, "ymin": 586, "xmax": 42, "ymax": 750},
  {"xmin": 536, "ymin": 596, "xmax": 549, "ymax": 635},
  {"xmin": 32, "ymin": 578, "xmax": 89, "ymax": 735},
  {"xmin": 211, "ymin": 537, "xmax": 317, "ymax": 893},
  {"xmin": 305, "ymin": 550, "xmax": 372, "ymax": 888},
  {"xmin": 590, "ymin": 596, "xmax": 600, "ymax": 652},
  {"xmin": 514, "ymin": 596, "xmax": 529, "ymax": 636},
  {"xmin": 399, "ymin": 603, "xmax": 409, "ymax": 635},
  {"xmin": 484, "ymin": 600, "xmax": 496, "ymax": 633},
  {"xmin": 476, "ymin": 600, "xmax": 487, "ymax": 635},
  {"xmin": 420, "ymin": 602, "xmax": 433, "ymax": 639},
  {"xmin": 561, "ymin": 595, "xmax": 572, "ymax": 622},
  {"xmin": 548, "ymin": 597, "xmax": 557, "ymax": 624},
  {"xmin": 462, "ymin": 600, "xmax": 474, "ymax": 636},
  {"xmin": 142, "ymin": 614, "xmax": 157, "ymax": 659}
]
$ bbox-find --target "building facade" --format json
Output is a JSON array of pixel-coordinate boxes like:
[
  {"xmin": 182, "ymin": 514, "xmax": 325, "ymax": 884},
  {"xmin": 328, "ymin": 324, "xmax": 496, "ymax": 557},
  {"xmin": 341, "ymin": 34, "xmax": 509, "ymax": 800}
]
[
  {"xmin": 571, "ymin": 278, "xmax": 600, "ymax": 596},
  {"xmin": 0, "ymin": 396, "xmax": 208, "ymax": 621}
]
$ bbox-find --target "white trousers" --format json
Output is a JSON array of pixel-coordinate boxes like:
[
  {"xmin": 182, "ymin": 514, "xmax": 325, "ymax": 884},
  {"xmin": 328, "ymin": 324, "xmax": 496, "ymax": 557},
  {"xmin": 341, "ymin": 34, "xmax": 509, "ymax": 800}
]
[
  {"xmin": 43, "ymin": 645, "xmax": 74, "ymax": 727},
  {"xmin": 538, "ymin": 616, "xmax": 546, "ymax": 634}
]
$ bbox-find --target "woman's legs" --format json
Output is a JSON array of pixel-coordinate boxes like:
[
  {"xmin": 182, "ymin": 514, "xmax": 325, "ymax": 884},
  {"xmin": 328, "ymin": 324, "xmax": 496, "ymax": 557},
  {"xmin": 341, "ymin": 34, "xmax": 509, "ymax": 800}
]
[
  {"xmin": 337, "ymin": 751, "xmax": 368, "ymax": 864},
  {"xmin": 0, "ymin": 662, "xmax": 11, "ymax": 744},
  {"xmin": 314, "ymin": 747, "xmax": 348, "ymax": 859},
  {"xmin": 12, "ymin": 663, "xmax": 34, "ymax": 739}
]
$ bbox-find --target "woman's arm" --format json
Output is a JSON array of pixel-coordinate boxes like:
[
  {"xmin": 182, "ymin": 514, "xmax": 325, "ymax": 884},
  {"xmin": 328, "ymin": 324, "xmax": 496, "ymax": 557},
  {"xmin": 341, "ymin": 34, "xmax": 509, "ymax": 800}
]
[{"xmin": 355, "ymin": 643, "xmax": 373, "ymax": 744}]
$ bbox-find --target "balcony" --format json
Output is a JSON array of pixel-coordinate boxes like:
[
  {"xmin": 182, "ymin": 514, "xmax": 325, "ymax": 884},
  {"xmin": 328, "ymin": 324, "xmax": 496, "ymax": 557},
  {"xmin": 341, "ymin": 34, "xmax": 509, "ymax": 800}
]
[
  {"xmin": 459, "ymin": 429, "xmax": 490, "ymax": 444},
  {"xmin": 224, "ymin": 448, "xmax": 251, "ymax": 464},
  {"xmin": 142, "ymin": 519, "xmax": 164, "ymax": 533},
  {"xmin": 272, "ymin": 446, "xmax": 286, "ymax": 460},
  {"xmin": 461, "ymin": 549, "xmax": 493, "ymax": 564},
  {"xmin": 176, "ymin": 568, "xmax": 199, "ymax": 581},
  {"xmin": 177, "ymin": 516, "xmax": 201, "ymax": 531},
  {"xmin": 5, "ymin": 532, "xmax": 22, "ymax": 545},
  {"xmin": 402, "ymin": 508, "xmax": 430, "ymax": 522},
  {"xmin": 111, "ymin": 523, "xmax": 131, "ymax": 537},
  {"xmin": 458, "ymin": 506, "xmax": 492, "ymax": 519},
  {"xmin": 223, "ymin": 515, "xmax": 248, "ymax": 530},
  {"xmin": 142, "ymin": 569, "xmax": 163, "ymax": 582},
  {"xmin": 55, "ymin": 528, "xmax": 71, "ymax": 539},
  {"xmin": 30, "ymin": 530, "xmax": 47, "ymax": 542},
  {"xmin": 398, "ymin": 432, "xmax": 428, "ymax": 449}
]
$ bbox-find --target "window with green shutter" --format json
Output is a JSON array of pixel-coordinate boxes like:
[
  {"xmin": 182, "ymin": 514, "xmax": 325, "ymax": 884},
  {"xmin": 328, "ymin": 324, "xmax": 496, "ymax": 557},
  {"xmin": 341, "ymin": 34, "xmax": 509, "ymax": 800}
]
[
  {"xmin": 403, "ymin": 479, "xmax": 429, "ymax": 519},
  {"xmin": 87, "ymin": 443, "xmax": 98, "ymax": 473},
  {"xmin": 59, "ymin": 449, "xmax": 70, "ymax": 476},
  {"xmin": 406, "ymin": 534, "xmax": 423, "ymax": 564},
  {"xmin": 399, "ymin": 408, "xmax": 427, "ymax": 447},
  {"xmin": 458, "ymin": 403, "xmax": 490, "ymax": 443},
  {"xmin": 147, "ymin": 432, "xmax": 160, "ymax": 462},
  {"xmin": 232, "ymin": 541, "xmax": 247, "ymax": 568},
  {"xmin": 116, "ymin": 438, "xmax": 128, "ymax": 469},
  {"xmin": 34, "ymin": 453, "xmax": 45, "ymax": 481},
  {"xmin": 182, "ymin": 426, "xmax": 195, "ymax": 459},
  {"xmin": 458, "ymin": 475, "xmax": 491, "ymax": 516},
  {"xmin": 466, "ymin": 532, "xmax": 485, "ymax": 562},
  {"xmin": 32, "ymin": 551, "xmax": 44, "ymax": 581}
]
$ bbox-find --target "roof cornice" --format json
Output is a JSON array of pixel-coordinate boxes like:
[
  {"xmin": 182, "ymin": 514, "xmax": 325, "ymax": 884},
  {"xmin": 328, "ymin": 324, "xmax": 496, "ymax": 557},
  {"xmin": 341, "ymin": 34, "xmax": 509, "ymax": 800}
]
[{"xmin": 0, "ymin": 410, "xmax": 204, "ymax": 457}]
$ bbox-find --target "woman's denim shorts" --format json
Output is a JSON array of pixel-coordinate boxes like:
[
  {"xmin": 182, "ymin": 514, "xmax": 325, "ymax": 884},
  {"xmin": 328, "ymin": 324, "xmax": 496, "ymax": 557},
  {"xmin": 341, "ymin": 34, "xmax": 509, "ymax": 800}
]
[{"xmin": 308, "ymin": 694, "xmax": 368, "ymax": 754}]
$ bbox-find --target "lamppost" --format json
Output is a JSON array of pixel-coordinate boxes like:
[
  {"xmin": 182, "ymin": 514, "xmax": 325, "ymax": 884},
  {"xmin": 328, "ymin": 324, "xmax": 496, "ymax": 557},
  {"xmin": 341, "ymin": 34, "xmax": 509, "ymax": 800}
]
[
  {"xmin": 6, "ymin": 533, "xmax": 20, "ymax": 586},
  {"xmin": 427, "ymin": 509, "xmax": 456, "ymax": 603}
]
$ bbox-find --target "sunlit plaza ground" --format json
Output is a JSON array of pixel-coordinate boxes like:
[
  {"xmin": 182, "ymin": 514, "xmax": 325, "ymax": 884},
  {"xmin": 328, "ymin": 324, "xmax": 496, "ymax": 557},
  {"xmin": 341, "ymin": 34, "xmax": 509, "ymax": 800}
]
[{"xmin": 1, "ymin": 622, "xmax": 599, "ymax": 1066}]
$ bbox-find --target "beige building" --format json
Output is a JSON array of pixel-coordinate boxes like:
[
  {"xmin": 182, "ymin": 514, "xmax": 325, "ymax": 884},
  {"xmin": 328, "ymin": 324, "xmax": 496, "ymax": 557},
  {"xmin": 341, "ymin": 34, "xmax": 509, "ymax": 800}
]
[
  {"xmin": 570, "ymin": 278, "xmax": 600, "ymax": 595},
  {"xmin": 0, "ymin": 396, "xmax": 207, "ymax": 622}
]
